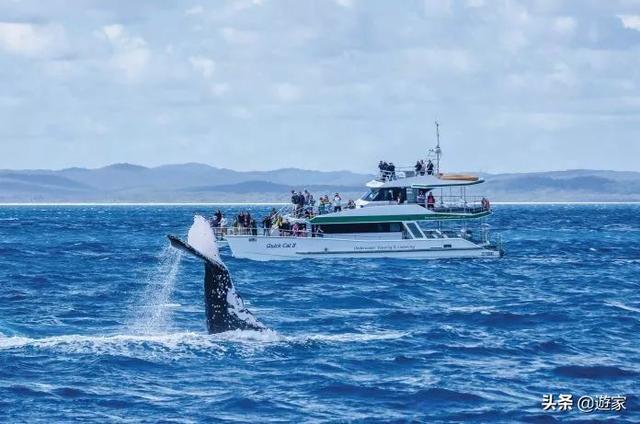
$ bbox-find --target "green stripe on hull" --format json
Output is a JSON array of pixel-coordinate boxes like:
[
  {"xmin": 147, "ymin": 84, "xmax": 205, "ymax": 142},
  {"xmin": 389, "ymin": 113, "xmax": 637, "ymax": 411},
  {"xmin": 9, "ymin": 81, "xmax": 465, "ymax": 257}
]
[{"xmin": 310, "ymin": 211, "xmax": 490, "ymax": 224}]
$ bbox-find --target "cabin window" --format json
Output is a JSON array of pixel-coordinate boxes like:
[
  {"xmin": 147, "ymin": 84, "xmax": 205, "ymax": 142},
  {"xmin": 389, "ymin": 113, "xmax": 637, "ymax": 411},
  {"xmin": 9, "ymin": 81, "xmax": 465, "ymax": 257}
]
[
  {"xmin": 362, "ymin": 190, "xmax": 379, "ymax": 201},
  {"xmin": 321, "ymin": 222, "xmax": 403, "ymax": 234},
  {"xmin": 405, "ymin": 222, "xmax": 424, "ymax": 238},
  {"xmin": 363, "ymin": 188, "xmax": 406, "ymax": 202}
]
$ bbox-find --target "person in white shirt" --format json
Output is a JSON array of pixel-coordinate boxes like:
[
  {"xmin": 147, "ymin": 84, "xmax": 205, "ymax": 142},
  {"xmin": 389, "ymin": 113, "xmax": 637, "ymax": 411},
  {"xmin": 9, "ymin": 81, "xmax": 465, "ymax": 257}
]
[
  {"xmin": 333, "ymin": 193, "xmax": 342, "ymax": 212},
  {"xmin": 219, "ymin": 217, "xmax": 228, "ymax": 235}
]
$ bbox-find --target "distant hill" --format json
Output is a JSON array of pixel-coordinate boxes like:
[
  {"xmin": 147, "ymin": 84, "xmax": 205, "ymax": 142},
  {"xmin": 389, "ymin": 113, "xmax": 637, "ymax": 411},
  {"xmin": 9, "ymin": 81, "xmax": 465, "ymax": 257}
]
[
  {"xmin": 0, "ymin": 164, "xmax": 372, "ymax": 203},
  {"xmin": 0, "ymin": 164, "xmax": 638, "ymax": 202}
]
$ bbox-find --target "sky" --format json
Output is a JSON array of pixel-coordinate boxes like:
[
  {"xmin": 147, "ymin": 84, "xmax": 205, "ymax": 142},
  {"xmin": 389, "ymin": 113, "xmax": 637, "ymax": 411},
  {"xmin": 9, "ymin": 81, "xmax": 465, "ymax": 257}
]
[{"xmin": 0, "ymin": 0, "xmax": 639, "ymax": 174}]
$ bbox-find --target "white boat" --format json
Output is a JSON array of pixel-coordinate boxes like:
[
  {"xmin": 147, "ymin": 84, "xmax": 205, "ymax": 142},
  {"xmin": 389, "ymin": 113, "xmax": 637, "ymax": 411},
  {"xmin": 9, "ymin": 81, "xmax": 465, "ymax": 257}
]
[{"xmin": 224, "ymin": 124, "xmax": 503, "ymax": 261}]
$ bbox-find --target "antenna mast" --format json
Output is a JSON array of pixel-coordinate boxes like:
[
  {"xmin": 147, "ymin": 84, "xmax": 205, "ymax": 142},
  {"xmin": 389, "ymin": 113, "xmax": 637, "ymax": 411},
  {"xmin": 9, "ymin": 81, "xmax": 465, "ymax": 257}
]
[{"xmin": 435, "ymin": 121, "xmax": 442, "ymax": 175}]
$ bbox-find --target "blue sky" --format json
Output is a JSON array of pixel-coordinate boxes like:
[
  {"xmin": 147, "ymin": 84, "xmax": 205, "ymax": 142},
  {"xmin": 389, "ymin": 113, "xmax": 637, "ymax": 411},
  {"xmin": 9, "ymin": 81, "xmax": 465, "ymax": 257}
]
[{"xmin": 0, "ymin": 0, "xmax": 639, "ymax": 173}]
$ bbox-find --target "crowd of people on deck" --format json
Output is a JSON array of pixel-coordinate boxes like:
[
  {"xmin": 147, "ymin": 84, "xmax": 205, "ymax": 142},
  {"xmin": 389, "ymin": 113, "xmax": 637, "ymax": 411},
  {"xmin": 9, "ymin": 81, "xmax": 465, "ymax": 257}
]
[
  {"xmin": 378, "ymin": 158, "xmax": 435, "ymax": 181},
  {"xmin": 290, "ymin": 190, "xmax": 355, "ymax": 218},
  {"xmin": 207, "ymin": 189, "xmax": 358, "ymax": 237},
  {"xmin": 378, "ymin": 161, "xmax": 396, "ymax": 181},
  {"xmin": 414, "ymin": 159, "xmax": 435, "ymax": 176},
  {"xmin": 210, "ymin": 209, "xmax": 259, "ymax": 235}
]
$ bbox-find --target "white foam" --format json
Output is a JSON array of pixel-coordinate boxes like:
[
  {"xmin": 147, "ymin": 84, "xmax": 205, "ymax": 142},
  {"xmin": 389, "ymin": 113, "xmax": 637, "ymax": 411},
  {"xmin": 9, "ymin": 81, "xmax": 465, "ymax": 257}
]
[
  {"xmin": 0, "ymin": 331, "xmax": 222, "ymax": 353},
  {"xmin": 304, "ymin": 331, "xmax": 409, "ymax": 343},
  {"xmin": 0, "ymin": 329, "xmax": 407, "ymax": 354},
  {"xmin": 187, "ymin": 214, "xmax": 220, "ymax": 262}
]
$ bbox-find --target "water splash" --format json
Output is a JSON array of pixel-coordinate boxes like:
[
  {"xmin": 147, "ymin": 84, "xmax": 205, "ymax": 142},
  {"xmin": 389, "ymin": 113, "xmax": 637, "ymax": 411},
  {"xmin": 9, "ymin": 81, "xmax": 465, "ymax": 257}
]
[{"xmin": 128, "ymin": 246, "xmax": 183, "ymax": 335}]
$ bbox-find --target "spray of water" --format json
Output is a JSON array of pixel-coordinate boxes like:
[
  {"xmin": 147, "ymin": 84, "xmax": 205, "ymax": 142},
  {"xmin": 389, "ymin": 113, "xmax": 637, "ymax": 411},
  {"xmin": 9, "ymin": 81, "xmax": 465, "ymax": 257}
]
[{"xmin": 128, "ymin": 245, "xmax": 183, "ymax": 335}]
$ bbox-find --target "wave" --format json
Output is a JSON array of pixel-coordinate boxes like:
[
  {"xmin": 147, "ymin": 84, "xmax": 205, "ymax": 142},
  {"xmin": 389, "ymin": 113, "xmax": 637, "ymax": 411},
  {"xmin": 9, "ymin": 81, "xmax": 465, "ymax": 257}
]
[
  {"xmin": 552, "ymin": 365, "xmax": 639, "ymax": 379},
  {"xmin": 605, "ymin": 301, "xmax": 640, "ymax": 314},
  {"xmin": 0, "ymin": 329, "xmax": 407, "ymax": 357},
  {"xmin": 408, "ymin": 388, "xmax": 486, "ymax": 403}
]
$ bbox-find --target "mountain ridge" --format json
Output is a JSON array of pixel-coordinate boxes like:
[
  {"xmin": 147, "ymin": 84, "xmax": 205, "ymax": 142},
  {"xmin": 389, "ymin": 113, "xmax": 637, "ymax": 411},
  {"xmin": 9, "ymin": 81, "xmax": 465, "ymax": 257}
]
[{"xmin": 1, "ymin": 164, "xmax": 639, "ymax": 202}]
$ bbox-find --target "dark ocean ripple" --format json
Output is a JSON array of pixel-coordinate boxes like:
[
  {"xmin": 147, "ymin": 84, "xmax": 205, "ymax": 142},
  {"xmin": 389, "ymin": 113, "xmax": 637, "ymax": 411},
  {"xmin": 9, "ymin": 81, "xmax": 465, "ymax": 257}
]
[{"xmin": 0, "ymin": 204, "xmax": 639, "ymax": 422}]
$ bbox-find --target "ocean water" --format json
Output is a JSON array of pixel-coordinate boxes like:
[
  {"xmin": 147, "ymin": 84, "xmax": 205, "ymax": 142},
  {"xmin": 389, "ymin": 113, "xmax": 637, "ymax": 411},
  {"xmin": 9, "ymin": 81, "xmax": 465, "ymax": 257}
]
[{"xmin": 0, "ymin": 204, "xmax": 639, "ymax": 423}]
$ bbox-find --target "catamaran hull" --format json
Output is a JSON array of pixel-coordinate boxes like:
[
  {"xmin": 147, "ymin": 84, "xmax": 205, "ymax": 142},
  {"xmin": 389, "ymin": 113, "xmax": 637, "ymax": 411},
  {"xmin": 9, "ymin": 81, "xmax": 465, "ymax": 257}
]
[{"xmin": 225, "ymin": 235, "xmax": 501, "ymax": 261}]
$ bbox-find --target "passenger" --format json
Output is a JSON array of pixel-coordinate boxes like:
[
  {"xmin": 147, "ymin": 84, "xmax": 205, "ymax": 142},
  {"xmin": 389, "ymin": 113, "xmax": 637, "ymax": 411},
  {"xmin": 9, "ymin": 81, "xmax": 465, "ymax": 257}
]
[
  {"xmin": 281, "ymin": 219, "xmax": 291, "ymax": 236},
  {"xmin": 427, "ymin": 192, "xmax": 436, "ymax": 210},
  {"xmin": 333, "ymin": 193, "xmax": 342, "ymax": 212},
  {"xmin": 297, "ymin": 191, "xmax": 305, "ymax": 217},
  {"xmin": 272, "ymin": 215, "xmax": 281, "ymax": 236},
  {"xmin": 481, "ymin": 197, "xmax": 491, "ymax": 211},
  {"xmin": 419, "ymin": 160, "xmax": 426, "ymax": 176},
  {"xmin": 243, "ymin": 211, "xmax": 252, "ymax": 228},
  {"xmin": 262, "ymin": 214, "xmax": 272, "ymax": 235},
  {"xmin": 388, "ymin": 162, "xmax": 396, "ymax": 180},
  {"xmin": 378, "ymin": 161, "xmax": 387, "ymax": 181},
  {"xmin": 426, "ymin": 160, "xmax": 434, "ymax": 175},
  {"xmin": 232, "ymin": 216, "xmax": 239, "ymax": 234},
  {"xmin": 320, "ymin": 195, "xmax": 331, "ymax": 214},
  {"xmin": 250, "ymin": 218, "xmax": 258, "ymax": 236},
  {"xmin": 236, "ymin": 212, "xmax": 243, "ymax": 233},
  {"xmin": 417, "ymin": 191, "xmax": 426, "ymax": 207},
  {"xmin": 414, "ymin": 160, "xmax": 422, "ymax": 175},
  {"xmin": 347, "ymin": 199, "xmax": 356, "ymax": 209},
  {"xmin": 271, "ymin": 215, "xmax": 282, "ymax": 236},
  {"xmin": 209, "ymin": 215, "xmax": 219, "ymax": 229},
  {"xmin": 386, "ymin": 190, "xmax": 393, "ymax": 202},
  {"xmin": 290, "ymin": 191, "xmax": 298, "ymax": 216},
  {"xmin": 303, "ymin": 189, "xmax": 313, "ymax": 206},
  {"xmin": 214, "ymin": 210, "xmax": 223, "ymax": 225},
  {"xmin": 219, "ymin": 216, "xmax": 228, "ymax": 235},
  {"xmin": 292, "ymin": 222, "xmax": 300, "ymax": 237}
]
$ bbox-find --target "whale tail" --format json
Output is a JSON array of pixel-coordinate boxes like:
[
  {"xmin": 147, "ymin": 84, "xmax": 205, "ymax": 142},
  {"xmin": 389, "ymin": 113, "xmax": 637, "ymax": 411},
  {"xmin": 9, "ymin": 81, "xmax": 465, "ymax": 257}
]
[{"xmin": 167, "ymin": 219, "xmax": 265, "ymax": 334}]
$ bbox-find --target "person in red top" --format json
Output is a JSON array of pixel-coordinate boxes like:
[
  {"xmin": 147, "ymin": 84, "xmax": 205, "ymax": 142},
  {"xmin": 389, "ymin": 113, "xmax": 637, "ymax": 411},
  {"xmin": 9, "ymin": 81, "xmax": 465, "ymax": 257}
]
[{"xmin": 427, "ymin": 192, "xmax": 436, "ymax": 210}]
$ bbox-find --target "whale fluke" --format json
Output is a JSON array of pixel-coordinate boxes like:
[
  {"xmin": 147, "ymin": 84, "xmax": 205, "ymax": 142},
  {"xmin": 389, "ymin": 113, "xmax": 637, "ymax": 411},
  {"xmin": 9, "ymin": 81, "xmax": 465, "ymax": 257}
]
[{"xmin": 167, "ymin": 221, "xmax": 265, "ymax": 334}]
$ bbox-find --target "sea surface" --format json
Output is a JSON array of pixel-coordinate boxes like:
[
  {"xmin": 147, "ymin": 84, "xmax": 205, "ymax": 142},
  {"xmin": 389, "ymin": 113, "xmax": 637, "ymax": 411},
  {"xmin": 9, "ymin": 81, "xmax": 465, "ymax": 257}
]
[{"xmin": 0, "ymin": 204, "xmax": 639, "ymax": 423}]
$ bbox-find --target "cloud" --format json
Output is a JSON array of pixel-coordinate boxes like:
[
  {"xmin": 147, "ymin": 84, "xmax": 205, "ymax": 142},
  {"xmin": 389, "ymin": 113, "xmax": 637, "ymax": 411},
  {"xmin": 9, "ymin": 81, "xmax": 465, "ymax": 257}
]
[
  {"xmin": 402, "ymin": 48, "xmax": 474, "ymax": 75},
  {"xmin": 618, "ymin": 14, "xmax": 640, "ymax": 31},
  {"xmin": 272, "ymin": 83, "xmax": 302, "ymax": 102},
  {"xmin": 230, "ymin": 106, "xmax": 252, "ymax": 119},
  {"xmin": 98, "ymin": 24, "xmax": 150, "ymax": 81},
  {"xmin": 189, "ymin": 55, "xmax": 216, "ymax": 78},
  {"xmin": 465, "ymin": 0, "xmax": 484, "ymax": 8},
  {"xmin": 334, "ymin": 0, "xmax": 354, "ymax": 8},
  {"xmin": 554, "ymin": 16, "xmax": 577, "ymax": 35},
  {"xmin": 2, "ymin": 1, "xmax": 639, "ymax": 173},
  {"xmin": 0, "ymin": 22, "xmax": 66, "ymax": 58},
  {"xmin": 423, "ymin": 0, "xmax": 452, "ymax": 17},
  {"xmin": 210, "ymin": 83, "xmax": 229, "ymax": 96},
  {"xmin": 185, "ymin": 5, "xmax": 204, "ymax": 16},
  {"xmin": 220, "ymin": 26, "xmax": 257, "ymax": 44}
]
